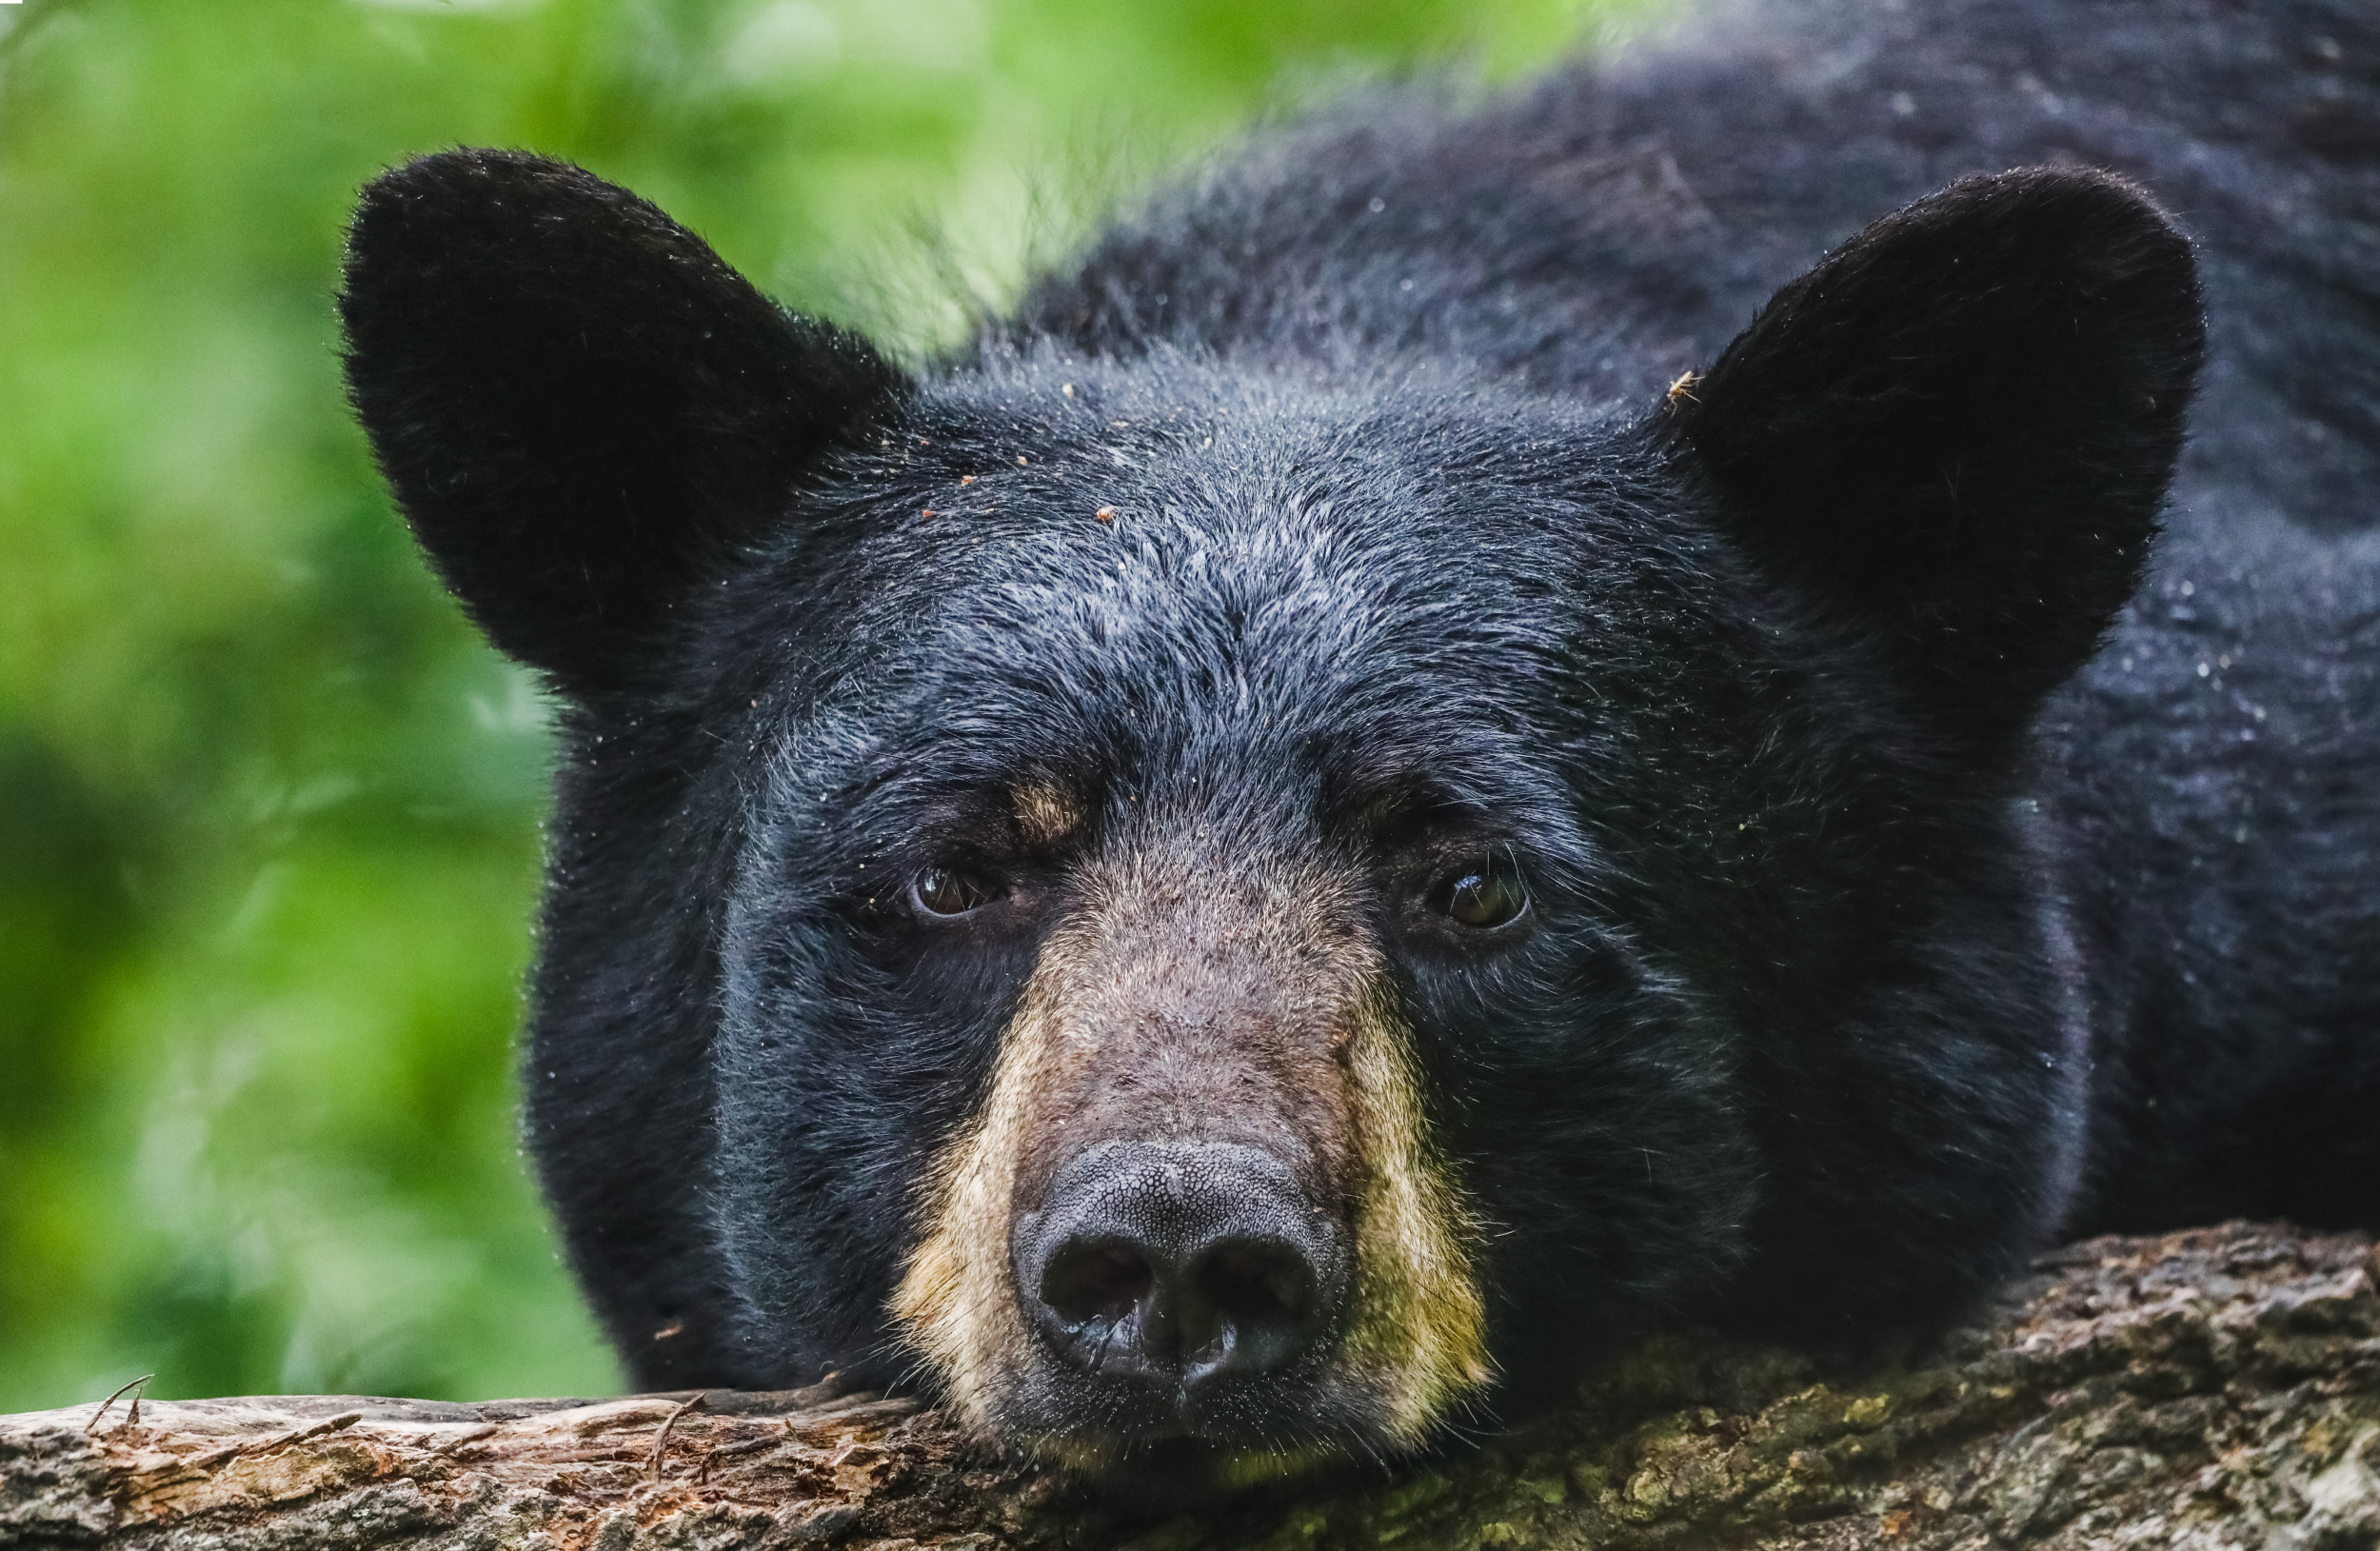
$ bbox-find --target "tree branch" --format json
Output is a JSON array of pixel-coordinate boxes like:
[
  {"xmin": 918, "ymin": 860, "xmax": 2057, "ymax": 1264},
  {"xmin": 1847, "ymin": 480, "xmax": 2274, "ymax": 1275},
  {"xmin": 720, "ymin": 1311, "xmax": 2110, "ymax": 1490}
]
[{"xmin": 5, "ymin": 1224, "xmax": 2375, "ymax": 1550}]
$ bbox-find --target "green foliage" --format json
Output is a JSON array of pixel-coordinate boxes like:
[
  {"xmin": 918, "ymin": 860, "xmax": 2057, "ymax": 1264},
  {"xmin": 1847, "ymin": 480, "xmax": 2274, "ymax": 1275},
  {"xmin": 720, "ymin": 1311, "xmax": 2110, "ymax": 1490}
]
[{"xmin": 0, "ymin": 0, "xmax": 1614, "ymax": 1411}]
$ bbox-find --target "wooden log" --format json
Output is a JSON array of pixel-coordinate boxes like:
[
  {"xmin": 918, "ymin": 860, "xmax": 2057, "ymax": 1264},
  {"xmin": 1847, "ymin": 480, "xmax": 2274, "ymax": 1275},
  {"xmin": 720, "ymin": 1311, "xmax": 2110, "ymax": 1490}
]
[{"xmin": 4, "ymin": 1223, "xmax": 2375, "ymax": 1550}]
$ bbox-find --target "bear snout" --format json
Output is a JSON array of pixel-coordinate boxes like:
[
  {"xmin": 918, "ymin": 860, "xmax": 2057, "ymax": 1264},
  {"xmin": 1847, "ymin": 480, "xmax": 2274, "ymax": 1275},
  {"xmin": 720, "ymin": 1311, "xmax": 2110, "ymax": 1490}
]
[
  {"xmin": 891, "ymin": 843, "xmax": 1491, "ymax": 1461},
  {"xmin": 1014, "ymin": 1140, "xmax": 1350, "ymax": 1399}
]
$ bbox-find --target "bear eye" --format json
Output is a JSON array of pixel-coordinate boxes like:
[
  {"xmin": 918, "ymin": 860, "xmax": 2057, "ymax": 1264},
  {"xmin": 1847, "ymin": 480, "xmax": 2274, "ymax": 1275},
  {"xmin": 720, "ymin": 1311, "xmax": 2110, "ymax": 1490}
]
[
  {"xmin": 911, "ymin": 865, "xmax": 1000, "ymax": 917},
  {"xmin": 1438, "ymin": 860, "xmax": 1528, "ymax": 930}
]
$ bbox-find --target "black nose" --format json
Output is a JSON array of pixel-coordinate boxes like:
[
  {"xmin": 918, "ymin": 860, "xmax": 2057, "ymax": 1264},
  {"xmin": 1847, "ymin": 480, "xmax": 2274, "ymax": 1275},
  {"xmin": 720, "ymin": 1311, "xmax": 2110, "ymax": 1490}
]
[{"xmin": 1016, "ymin": 1142, "xmax": 1348, "ymax": 1390}]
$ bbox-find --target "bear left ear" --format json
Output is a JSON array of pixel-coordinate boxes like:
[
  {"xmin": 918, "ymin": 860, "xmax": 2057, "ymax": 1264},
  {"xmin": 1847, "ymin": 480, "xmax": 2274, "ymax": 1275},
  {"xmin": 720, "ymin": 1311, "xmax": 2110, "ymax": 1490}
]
[
  {"xmin": 341, "ymin": 149, "xmax": 905, "ymax": 694},
  {"xmin": 1666, "ymin": 168, "xmax": 2204, "ymax": 754}
]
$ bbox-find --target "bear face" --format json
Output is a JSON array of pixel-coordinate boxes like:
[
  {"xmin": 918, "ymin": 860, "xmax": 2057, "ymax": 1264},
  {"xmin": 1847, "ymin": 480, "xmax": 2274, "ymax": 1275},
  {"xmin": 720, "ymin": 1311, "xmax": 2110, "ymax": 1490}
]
[
  {"xmin": 707, "ymin": 370, "xmax": 1767, "ymax": 1465},
  {"xmin": 340, "ymin": 149, "xmax": 2200, "ymax": 1481}
]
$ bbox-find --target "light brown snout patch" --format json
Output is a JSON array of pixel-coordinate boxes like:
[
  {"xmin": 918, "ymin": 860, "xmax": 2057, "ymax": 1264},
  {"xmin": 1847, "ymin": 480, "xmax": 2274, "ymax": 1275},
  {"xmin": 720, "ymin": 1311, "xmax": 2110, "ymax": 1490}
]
[
  {"xmin": 891, "ymin": 844, "xmax": 1490, "ymax": 1453},
  {"xmin": 1335, "ymin": 981, "xmax": 1496, "ymax": 1442}
]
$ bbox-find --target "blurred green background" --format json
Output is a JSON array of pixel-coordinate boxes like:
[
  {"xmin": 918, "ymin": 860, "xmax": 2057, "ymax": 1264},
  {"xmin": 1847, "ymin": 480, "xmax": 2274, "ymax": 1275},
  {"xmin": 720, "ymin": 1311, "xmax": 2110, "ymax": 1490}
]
[{"xmin": 0, "ymin": 0, "xmax": 1625, "ymax": 1412}]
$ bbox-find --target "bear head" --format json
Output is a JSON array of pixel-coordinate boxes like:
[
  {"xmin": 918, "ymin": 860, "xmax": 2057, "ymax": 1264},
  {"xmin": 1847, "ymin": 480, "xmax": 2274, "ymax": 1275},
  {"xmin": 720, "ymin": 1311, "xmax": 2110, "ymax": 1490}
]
[{"xmin": 340, "ymin": 149, "xmax": 2200, "ymax": 1483}]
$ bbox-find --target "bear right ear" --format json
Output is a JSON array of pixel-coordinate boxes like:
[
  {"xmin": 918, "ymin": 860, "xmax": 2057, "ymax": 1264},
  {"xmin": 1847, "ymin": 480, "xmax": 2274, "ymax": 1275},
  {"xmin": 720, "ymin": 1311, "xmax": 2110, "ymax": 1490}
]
[
  {"xmin": 341, "ymin": 149, "xmax": 904, "ymax": 694},
  {"xmin": 1666, "ymin": 168, "xmax": 2204, "ymax": 755}
]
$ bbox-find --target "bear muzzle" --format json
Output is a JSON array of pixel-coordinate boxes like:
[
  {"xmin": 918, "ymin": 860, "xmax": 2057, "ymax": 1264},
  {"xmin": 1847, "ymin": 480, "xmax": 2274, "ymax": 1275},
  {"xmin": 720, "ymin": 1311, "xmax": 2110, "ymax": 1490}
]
[{"xmin": 892, "ymin": 841, "xmax": 1490, "ymax": 1467}]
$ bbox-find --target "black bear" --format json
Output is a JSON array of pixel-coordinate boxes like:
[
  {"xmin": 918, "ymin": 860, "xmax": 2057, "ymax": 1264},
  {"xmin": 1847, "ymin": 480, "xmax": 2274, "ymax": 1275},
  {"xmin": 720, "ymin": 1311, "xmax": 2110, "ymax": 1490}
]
[{"xmin": 338, "ymin": 0, "xmax": 2378, "ymax": 1485}]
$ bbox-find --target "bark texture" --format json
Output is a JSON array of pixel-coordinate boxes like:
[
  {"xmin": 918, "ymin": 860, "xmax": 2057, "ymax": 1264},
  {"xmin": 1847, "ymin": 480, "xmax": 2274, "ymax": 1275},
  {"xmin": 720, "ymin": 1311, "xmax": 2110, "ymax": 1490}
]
[{"xmin": 5, "ymin": 1224, "xmax": 2376, "ymax": 1551}]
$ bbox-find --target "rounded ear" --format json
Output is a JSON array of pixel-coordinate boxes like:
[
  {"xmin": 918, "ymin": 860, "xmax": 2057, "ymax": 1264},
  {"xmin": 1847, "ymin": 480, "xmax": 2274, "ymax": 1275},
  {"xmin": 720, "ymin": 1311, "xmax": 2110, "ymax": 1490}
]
[
  {"xmin": 340, "ymin": 149, "xmax": 905, "ymax": 694},
  {"xmin": 1665, "ymin": 167, "xmax": 2205, "ymax": 753}
]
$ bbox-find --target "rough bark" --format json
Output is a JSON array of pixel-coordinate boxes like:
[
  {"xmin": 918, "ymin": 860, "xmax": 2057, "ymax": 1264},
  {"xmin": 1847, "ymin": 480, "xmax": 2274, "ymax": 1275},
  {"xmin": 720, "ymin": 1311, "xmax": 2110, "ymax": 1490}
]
[{"xmin": 5, "ymin": 1224, "xmax": 2376, "ymax": 1551}]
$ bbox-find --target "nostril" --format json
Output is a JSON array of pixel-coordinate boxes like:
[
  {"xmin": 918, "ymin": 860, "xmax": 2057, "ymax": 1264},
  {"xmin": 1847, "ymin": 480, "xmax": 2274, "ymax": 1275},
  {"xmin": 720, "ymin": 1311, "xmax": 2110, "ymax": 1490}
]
[
  {"xmin": 1200, "ymin": 1240, "xmax": 1314, "ymax": 1324},
  {"xmin": 1041, "ymin": 1237, "xmax": 1156, "ymax": 1325},
  {"xmin": 1184, "ymin": 1237, "xmax": 1323, "ymax": 1380}
]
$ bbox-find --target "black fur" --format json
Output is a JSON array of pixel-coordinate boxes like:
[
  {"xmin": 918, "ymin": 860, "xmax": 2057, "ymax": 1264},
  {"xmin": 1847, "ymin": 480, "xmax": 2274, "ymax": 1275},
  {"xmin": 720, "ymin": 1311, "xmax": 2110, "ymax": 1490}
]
[
  {"xmin": 341, "ymin": 150, "xmax": 902, "ymax": 692},
  {"xmin": 341, "ymin": 0, "xmax": 2377, "ymax": 1450},
  {"xmin": 1675, "ymin": 169, "xmax": 2201, "ymax": 753}
]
